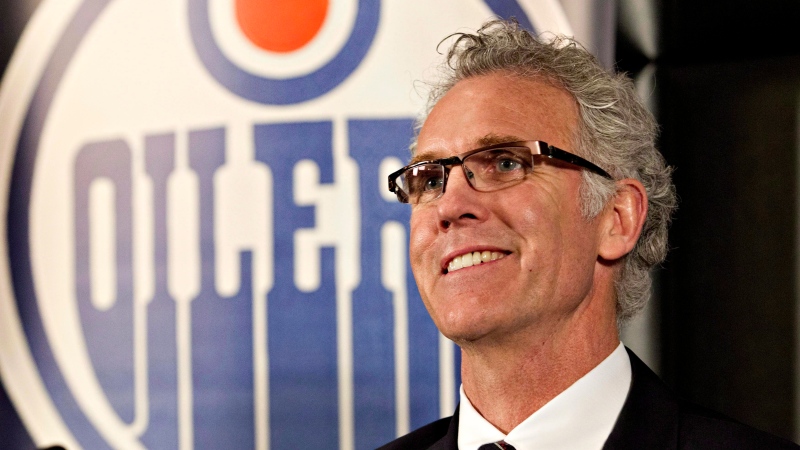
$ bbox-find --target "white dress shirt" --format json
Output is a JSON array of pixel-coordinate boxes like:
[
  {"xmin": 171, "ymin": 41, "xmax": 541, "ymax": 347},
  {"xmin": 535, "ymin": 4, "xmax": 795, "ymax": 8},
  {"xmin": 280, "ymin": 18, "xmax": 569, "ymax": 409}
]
[{"xmin": 457, "ymin": 342, "xmax": 632, "ymax": 450}]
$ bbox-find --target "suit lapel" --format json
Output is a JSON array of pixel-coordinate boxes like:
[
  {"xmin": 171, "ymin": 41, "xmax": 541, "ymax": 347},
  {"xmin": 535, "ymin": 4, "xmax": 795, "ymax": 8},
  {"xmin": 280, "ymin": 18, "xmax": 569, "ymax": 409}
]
[
  {"xmin": 428, "ymin": 405, "xmax": 460, "ymax": 450},
  {"xmin": 603, "ymin": 348, "xmax": 680, "ymax": 449}
]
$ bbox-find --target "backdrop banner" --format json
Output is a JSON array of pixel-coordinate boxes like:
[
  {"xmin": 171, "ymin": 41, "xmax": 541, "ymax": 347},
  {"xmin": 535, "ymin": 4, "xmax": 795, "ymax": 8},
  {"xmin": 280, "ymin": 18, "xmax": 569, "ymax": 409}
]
[{"xmin": 0, "ymin": 1, "xmax": 609, "ymax": 448}]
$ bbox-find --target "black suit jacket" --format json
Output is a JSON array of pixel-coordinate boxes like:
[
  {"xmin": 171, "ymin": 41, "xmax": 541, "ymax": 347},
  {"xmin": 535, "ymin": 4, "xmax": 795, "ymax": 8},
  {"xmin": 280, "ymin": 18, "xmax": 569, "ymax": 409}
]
[{"xmin": 378, "ymin": 349, "xmax": 799, "ymax": 449}]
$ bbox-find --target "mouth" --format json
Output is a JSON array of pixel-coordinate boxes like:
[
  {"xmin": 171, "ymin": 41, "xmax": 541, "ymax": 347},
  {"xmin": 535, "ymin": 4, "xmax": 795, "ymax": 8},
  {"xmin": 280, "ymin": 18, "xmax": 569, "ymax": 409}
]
[{"xmin": 443, "ymin": 250, "xmax": 509, "ymax": 275}]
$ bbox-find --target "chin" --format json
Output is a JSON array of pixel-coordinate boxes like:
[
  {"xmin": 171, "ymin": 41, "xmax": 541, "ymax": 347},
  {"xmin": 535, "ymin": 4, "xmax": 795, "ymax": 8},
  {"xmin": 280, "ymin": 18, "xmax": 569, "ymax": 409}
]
[{"xmin": 434, "ymin": 314, "xmax": 497, "ymax": 345}]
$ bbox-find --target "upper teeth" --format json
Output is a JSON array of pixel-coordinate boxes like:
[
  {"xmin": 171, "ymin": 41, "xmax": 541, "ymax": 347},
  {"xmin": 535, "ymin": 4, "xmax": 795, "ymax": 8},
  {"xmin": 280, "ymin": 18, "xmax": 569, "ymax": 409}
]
[{"xmin": 447, "ymin": 251, "xmax": 505, "ymax": 273}]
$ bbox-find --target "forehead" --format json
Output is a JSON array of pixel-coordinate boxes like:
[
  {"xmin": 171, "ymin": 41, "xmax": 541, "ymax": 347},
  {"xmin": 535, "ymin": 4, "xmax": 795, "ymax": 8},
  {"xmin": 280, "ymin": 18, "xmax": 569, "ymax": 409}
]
[{"xmin": 415, "ymin": 72, "xmax": 579, "ymax": 160}]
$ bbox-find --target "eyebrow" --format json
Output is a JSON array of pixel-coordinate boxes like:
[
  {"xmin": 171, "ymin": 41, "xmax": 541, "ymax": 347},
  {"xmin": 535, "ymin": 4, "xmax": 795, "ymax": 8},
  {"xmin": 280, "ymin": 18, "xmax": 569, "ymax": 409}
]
[{"xmin": 410, "ymin": 133, "xmax": 526, "ymax": 165}]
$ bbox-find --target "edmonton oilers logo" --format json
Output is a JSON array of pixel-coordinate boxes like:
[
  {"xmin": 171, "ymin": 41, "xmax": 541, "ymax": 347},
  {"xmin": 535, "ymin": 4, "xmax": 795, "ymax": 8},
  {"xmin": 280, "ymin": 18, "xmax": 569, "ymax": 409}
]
[
  {"xmin": 189, "ymin": 0, "xmax": 380, "ymax": 104},
  {"xmin": 1, "ymin": 1, "xmax": 553, "ymax": 449}
]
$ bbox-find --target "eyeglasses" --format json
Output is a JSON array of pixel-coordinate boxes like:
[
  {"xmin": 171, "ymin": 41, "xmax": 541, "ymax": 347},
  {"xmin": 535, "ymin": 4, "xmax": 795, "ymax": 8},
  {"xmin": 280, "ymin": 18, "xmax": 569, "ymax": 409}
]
[{"xmin": 387, "ymin": 140, "xmax": 612, "ymax": 204}]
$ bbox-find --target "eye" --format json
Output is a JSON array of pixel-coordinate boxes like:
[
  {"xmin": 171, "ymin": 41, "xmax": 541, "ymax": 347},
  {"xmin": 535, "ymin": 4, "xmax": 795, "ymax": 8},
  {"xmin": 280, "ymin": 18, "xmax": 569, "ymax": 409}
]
[
  {"xmin": 484, "ymin": 149, "xmax": 527, "ymax": 173},
  {"xmin": 422, "ymin": 174, "xmax": 444, "ymax": 191},
  {"xmin": 406, "ymin": 165, "xmax": 444, "ymax": 193},
  {"xmin": 496, "ymin": 157, "xmax": 522, "ymax": 172}
]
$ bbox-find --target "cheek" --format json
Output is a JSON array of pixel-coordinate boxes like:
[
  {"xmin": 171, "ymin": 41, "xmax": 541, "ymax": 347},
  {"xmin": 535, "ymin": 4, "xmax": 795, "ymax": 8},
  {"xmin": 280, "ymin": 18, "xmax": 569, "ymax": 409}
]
[
  {"xmin": 408, "ymin": 212, "xmax": 435, "ymax": 271},
  {"xmin": 506, "ymin": 203, "xmax": 548, "ymax": 254},
  {"xmin": 509, "ymin": 202, "xmax": 570, "ymax": 284}
]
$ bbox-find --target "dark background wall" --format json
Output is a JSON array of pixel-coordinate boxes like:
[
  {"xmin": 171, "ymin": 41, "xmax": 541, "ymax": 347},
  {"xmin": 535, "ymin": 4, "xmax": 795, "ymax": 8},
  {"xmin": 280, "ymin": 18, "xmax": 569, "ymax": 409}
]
[
  {"xmin": 654, "ymin": 0, "xmax": 800, "ymax": 441},
  {"xmin": 0, "ymin": 0, "xmax": 40, "ymax": 76},
  {"xmin": 2, "ymin": 0, "xmax": 799, "ymax": 446}
]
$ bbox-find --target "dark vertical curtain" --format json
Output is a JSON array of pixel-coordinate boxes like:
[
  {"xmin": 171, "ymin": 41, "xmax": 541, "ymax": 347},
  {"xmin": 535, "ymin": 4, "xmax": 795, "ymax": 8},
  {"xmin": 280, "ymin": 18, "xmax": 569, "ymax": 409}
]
[{"xmin": 617, "ymin": 0, "xmax": 800, "ymax": 442}]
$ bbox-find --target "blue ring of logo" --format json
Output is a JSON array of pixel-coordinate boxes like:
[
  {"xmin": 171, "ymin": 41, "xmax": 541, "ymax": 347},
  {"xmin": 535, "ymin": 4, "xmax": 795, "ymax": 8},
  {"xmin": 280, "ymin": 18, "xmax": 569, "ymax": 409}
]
[
  {"xmin": 7, "ymin": 0, "xmax": 115, "ymax": 446},
  {"xmin": 187, "ymin": 0, "xmax": 381, "ymax": 105}
]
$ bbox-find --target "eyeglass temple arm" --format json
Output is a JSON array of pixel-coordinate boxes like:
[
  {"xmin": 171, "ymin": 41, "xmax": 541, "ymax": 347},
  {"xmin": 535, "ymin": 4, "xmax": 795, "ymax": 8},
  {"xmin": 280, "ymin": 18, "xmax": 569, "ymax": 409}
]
[{"xmin": 533, "ymin": 141, "xmax": 613, "ymax": 179}]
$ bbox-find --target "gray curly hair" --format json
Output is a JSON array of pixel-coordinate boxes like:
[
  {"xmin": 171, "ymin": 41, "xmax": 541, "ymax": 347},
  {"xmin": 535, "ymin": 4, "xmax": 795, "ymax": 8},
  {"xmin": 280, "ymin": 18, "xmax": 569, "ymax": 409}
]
[{"xmin": 414, "ymin": 19, "xmax": 677, "ymax": 326}]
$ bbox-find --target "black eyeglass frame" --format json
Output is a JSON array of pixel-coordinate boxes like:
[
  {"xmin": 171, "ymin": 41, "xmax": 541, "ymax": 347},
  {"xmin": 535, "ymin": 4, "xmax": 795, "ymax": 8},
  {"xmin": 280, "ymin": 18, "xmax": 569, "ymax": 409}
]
[{"xmin": 387, "ymin": 140, "xmax": 613, "ymax": 204}]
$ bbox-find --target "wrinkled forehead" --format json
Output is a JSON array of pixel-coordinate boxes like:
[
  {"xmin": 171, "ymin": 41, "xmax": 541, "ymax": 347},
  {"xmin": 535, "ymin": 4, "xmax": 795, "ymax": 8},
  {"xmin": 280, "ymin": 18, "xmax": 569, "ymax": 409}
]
[
  {"xmin": 411, "ymin": 133, "xmax": 525, "ymax": 164},
  {"xmin": 413, "ymin": 73, "xmax": 580, "ymax": 160}
]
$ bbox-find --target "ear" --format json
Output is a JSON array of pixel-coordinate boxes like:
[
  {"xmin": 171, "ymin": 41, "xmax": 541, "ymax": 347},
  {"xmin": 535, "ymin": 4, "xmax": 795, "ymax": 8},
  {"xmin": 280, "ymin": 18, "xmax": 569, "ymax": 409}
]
[{"xmin": 598, "ymin": 178, "xmax": 648, "ymax": 261}]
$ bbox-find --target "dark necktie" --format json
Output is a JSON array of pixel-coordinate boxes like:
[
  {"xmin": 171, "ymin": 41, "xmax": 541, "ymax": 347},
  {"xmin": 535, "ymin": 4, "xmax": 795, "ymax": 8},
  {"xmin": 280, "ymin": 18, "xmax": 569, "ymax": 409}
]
[{"xmin": 478, "ymin": 441, "xmax": 516, "ymax": 450}]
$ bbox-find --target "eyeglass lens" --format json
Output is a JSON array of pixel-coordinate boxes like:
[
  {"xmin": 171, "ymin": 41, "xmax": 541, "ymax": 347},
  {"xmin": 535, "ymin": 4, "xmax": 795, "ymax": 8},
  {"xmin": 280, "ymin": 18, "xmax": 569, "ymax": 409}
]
[{"xmin": 398, "ymin": 147, "xmax": 532, "ymax": 204}]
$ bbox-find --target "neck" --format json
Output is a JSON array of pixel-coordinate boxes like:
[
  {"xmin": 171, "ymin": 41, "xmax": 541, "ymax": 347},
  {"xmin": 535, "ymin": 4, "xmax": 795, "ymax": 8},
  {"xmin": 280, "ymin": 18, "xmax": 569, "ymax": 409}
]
[{"xmin": 458, "ymin": 297, "xmax": 619, "ymax": 433}]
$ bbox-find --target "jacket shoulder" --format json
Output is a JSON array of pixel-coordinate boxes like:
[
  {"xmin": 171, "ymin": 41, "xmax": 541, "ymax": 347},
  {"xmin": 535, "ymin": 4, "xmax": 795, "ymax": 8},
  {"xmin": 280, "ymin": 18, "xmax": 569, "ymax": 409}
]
[
  {"xmin": 377, "ymin": 416, "xmax": 453, "ymax": 450},
  {"xmin": 606, "ymin": 348, "xmax": 799, "ymax": 449},
  {"xmin": 677, "ymin": 402, "xmax": 799, "ymax": 449}
]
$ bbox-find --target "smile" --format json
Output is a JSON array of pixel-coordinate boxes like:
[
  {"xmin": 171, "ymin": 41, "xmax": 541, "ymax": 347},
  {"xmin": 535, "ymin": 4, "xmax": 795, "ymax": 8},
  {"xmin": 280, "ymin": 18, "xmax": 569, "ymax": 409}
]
[{"xmin": 445, "ymin": 251, "xmax": 507, "ymax": 274}]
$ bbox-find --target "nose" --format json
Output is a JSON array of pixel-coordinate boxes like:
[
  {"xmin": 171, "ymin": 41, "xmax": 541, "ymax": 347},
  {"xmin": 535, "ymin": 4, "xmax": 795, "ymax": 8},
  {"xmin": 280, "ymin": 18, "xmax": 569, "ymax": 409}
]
[{"xmin": 436, "ymin": 165, "xmax": 488, "ymax": 231}]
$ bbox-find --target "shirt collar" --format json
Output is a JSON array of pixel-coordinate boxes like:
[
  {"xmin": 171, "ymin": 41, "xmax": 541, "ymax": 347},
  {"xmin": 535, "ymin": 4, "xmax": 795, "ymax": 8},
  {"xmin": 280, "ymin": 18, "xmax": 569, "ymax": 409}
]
[{"xmin": 457, "ymin": 342, "xmax": 632, "ymax": 450}]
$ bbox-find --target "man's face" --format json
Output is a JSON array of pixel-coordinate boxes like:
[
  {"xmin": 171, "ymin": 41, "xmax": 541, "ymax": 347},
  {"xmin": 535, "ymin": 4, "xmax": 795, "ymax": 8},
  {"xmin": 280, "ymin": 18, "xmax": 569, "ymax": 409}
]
[{"xmin": 409, "ymin": 72, "xmax": 606, "ymax": 345}]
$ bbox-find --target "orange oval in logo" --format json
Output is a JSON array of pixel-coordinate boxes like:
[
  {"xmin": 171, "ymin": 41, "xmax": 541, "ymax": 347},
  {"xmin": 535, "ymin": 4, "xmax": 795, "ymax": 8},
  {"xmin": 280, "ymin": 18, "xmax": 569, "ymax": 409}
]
[{"xmin": 236, "ymin": 0, "xmax": 329, "ymax": 53}]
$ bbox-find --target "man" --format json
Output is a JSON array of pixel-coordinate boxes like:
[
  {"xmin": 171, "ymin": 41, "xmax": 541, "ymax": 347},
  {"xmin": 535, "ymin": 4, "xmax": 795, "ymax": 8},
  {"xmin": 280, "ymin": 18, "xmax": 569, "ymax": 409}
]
[{"xmin": 380, "ymin": 19, "xmax": 799, "ymax": 450}]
